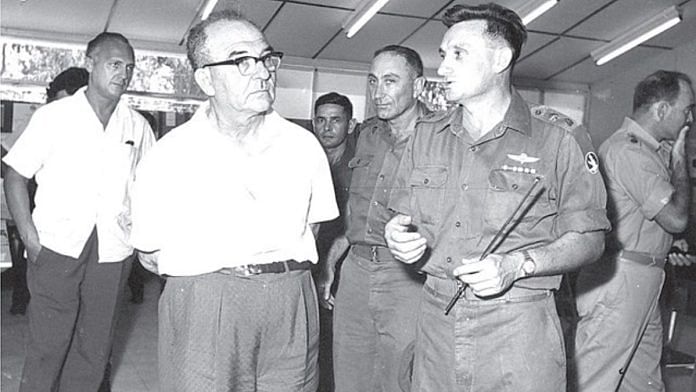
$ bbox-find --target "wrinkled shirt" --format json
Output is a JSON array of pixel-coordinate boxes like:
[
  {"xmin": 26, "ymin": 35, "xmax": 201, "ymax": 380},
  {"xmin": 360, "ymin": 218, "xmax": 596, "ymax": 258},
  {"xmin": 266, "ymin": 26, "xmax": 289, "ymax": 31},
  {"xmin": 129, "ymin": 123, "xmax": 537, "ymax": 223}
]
[
  {"xmin": 346, "ymin": 117, "xmax": 413, "ymax": 247},
  {"xmin": 3, "ymin": 87, "xmax": 155, "ymax": 262},
  {"xmin": 130, "ymin": 103, "xmax": 338, "ymax": 276},
  {"xmin": 389, "ymin": 90, "xmax": 610, "ymax": 289}
]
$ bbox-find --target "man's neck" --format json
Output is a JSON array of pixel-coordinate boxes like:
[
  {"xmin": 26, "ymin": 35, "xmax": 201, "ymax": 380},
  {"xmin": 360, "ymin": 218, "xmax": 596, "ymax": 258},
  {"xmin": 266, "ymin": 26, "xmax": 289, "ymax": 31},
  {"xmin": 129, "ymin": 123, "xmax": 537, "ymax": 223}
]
[
  {"xmin": 208, "ymin": 101, "xmax": 267, "ymax": 143},
  {"xmin": 459, "ymin": 83, "xmax": 512, "ymax": 141},
  {"xmin": 325, "ymin": 142, "xmax": 347, "ymax": 165},
  {"xmin": 84, "ymin": 88, "xmax": 119, "ymax": 129},
  {"xmin": 387, "ymin": 103, "xmax": 422, "ymax": 141}
]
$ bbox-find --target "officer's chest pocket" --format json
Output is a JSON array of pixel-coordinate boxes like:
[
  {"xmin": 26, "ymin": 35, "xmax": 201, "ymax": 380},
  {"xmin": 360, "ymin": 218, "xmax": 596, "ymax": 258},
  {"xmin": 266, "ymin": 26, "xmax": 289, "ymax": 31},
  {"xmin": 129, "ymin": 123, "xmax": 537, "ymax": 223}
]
[
  {"xmin": 409, "ymin": 166, "xmax": 448, "ymax": 225},
  {"xmin": 484, "ymin": 170, "xmax": 550, "ymax": 228},
  {"xmin": 348, "ymin": 155, "xmax": 373, "ymax": 194}
]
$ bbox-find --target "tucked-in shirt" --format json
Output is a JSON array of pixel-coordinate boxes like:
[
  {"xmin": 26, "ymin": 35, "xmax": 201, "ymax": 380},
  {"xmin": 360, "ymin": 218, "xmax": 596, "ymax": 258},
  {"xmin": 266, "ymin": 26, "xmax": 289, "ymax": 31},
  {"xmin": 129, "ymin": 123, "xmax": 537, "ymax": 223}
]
[
  {"xmin": 600, "ymin": 117, "xmax": 674, "ymax": 256},
  {"xmin": 345, "ymin": 117, "xmax": 413, "ymax": 247},
  {"xmin": 130, "ymin": 103, "xmax": 338, "ymax": 276},
  {"xmin": 389, "ymin": 90, "xmax": 610, "ymax": 289},
  {"xmin": 2, "ymin": 87, "xmax": 155, "ymax": 262}
]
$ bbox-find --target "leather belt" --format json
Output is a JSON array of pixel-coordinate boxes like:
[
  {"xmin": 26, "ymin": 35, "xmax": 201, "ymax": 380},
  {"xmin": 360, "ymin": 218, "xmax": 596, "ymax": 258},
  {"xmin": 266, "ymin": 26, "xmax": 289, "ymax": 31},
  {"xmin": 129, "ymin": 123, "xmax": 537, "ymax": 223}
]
[
  {"xmin": 618, "ymin": 250, "xmax": 666, "ymax": 269},
  {"xmin": 217, "ymin": 260, "xmax": 312, "ymax": 277},
  {"xmin": 351, "ymin": 244, "xmax": 395, "ymax": 263}
]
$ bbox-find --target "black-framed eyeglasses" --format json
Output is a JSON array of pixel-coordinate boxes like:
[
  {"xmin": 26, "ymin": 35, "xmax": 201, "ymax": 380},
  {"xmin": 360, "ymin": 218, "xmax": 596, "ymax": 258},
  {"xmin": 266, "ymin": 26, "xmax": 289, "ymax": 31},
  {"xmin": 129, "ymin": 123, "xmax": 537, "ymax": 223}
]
[{"xmin": 201, "ymin": 51, "xmax": 284, "ymax": 75}]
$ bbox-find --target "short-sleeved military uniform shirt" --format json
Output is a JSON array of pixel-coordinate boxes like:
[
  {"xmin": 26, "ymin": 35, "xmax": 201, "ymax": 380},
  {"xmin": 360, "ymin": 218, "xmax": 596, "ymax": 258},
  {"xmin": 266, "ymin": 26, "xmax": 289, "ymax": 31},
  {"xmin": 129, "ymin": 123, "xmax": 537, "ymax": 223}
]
[
  {"xmin": 600, "ymin": 117, "xmax": 675, "ymax": 256},
  {"xmin": 346, "ymin": 117, "xmax": 413, "ymax": 247},
  {"xmin": 388, "ymin": 90, "xmax": 610, "ymax": 289}
]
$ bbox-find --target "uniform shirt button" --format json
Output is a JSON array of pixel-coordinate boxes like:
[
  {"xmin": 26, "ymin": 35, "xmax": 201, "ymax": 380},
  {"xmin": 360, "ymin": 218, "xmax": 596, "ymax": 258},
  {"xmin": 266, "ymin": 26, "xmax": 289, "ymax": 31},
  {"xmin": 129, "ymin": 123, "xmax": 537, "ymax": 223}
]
[
  {"xmin": 455, "ymin": 221, "xmax": 461, "ymax": 228},
  {"xmin": 373, "ymin": 201, "xmax": 379, "ymax": 206},
  {"xmin": 469, "ymin": 146, "xmax": 478, "ymax": 152},
  {"xmin": 379, "ymin": 174, "xmax": 385, "ymax": 180},
  {"xmin": 423, "ymin": 178, "xmax": 429, "ymax": 184},
  {"xmin": 446, "ymin": 257, "xmax": 452, "ymax": 263},
  {"xmin": 461, "ymin": 183, "xmax": 468, "ymax": 190},
  {"xmin": 367, "ymin": 228, "xmax": 373, "ymax": 234}
]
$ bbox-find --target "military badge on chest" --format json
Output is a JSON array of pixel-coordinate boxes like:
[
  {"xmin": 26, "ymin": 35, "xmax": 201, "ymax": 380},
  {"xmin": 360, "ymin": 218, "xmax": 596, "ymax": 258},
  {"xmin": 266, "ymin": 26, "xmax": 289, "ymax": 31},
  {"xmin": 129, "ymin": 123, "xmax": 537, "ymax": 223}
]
[{"xmin": 502, "ymin": 152, "xmax": 539, "ymax": 174}]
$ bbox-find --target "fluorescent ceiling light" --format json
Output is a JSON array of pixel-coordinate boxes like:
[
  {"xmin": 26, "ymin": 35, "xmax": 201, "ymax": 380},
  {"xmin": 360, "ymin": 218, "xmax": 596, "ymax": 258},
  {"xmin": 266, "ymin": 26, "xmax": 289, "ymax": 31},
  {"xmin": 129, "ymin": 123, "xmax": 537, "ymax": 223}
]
[
  {"xmin": 343, "ymin": 0, "xmax": 391, "ymax": 38},
  {"xmin": 201, "ymin": 0, "xmax": 219, "ymax": 20},
  {"xmin": 517, "ymin": 0, "xmax": 558, "ymax": 25},
  {"xmin": 591, "ymin": 6, "xmax": 681, "ymax": 66}
]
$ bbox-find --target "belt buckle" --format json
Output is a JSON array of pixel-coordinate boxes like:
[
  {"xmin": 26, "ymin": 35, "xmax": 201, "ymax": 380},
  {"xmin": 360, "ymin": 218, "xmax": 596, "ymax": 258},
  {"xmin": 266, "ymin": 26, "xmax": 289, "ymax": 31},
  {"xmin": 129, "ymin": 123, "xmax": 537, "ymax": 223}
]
[
  {"xmin": 371, "ymin": 246, "xmax": 378, "ymax": 263},
  {"xmin": 234, "ymin": 264, "xmax": 263, "ymax": 276}
]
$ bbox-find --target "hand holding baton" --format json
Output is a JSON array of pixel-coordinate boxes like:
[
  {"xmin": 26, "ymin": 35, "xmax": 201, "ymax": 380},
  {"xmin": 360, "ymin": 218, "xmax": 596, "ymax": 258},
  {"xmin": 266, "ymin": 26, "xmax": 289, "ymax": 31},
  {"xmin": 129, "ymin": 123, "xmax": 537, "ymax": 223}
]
[{"xmin": 444, "ymin": 176, "xmax": 542, "ymax": 315}]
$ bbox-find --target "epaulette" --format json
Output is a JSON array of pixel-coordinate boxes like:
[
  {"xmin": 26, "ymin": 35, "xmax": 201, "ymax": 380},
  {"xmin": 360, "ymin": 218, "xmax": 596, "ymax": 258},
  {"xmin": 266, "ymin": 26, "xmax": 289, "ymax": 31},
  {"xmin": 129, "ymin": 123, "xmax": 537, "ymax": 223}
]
[
  {"xmin": 531, "ymin": 105, "xmax": 579, "ymax": 132},
  {"xmin": 418, "ymin": 105, "xmax": 456, "ymax": 124},
  {"xmin": 531, "ymin": 105, "xmax": 600, "ymax": 175}
]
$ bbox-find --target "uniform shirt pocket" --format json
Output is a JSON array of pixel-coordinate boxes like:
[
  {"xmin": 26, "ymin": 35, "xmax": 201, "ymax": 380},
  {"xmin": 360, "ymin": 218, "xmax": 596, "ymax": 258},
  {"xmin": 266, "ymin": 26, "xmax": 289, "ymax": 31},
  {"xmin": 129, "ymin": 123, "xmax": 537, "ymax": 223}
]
[
  {"xmin": 409, "ymin": 166, "xmax": 448, "ymax": 225},
  {"xmin": 348, "ymin": 155, "xmax": 374, "ymax": 194},
  {"xmin": 484, "ymin": 169, "xmax": 550, "ymax": 228}
]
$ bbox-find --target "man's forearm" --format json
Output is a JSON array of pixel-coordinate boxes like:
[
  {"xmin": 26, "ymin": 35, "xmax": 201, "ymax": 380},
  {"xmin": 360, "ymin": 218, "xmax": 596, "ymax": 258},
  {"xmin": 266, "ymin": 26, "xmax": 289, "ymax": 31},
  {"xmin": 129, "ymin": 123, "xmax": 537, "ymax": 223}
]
[
  {"xmin": 4, "ymin": 167, "xmax": 39, "ymax": 247},
  {"xmin": 524, "ymin": 230, "xmax": 605, "ymax": 277},
  {"xmin": 322, "ymin": 235, "xmax": 350, "ymax": 274}
]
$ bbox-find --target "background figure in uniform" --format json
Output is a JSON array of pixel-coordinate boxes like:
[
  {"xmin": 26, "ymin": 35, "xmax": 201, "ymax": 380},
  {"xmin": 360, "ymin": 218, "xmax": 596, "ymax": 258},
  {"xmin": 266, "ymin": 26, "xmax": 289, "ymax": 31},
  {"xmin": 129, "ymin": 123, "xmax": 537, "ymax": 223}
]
[
  {"xmin": 6, "ymin": 66, "xmax": 89, "ymax": 316},
  {"xmin": 129, "ymin": 10, "xmax": 337, "ymax": 391},
  {"xmin": 318, "ymin": 45, "xmax": 427, "ymax": 392},
  {"xmin": 311, "ymin": 91, "xmax": 357, "ymax": 392},
  {"xmin": 574, "ymin": 70, "xmax": 694, "ymax": 392},
  {"xmin": 384, "ymin": 4, "xmax": 610, "ymax": 391},
  {"xmin": 3, "ymin": 32, "xmax": 154, "ymax": 392}
]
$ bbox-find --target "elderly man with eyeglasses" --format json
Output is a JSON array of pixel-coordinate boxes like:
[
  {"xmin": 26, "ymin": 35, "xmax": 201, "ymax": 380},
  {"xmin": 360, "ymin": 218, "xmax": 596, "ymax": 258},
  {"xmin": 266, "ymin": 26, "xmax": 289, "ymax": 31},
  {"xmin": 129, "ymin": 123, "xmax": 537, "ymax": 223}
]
[{"xmin": 129, "ymin": 10, "xmax": 338, "ymax": 392}]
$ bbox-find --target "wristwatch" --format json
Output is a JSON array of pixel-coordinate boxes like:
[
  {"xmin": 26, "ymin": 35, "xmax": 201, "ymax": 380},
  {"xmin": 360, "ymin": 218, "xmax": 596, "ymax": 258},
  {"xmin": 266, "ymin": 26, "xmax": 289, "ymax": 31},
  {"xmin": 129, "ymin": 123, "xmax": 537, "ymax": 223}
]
[{"xmin": 519, "ymin": 249, "xmax": 536, "ymax": 278}]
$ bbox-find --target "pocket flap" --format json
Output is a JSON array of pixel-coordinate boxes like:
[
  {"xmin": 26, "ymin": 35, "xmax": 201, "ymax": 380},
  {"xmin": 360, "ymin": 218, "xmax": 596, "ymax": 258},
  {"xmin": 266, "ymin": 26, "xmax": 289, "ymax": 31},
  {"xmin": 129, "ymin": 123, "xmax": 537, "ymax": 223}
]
[
  {"xmin": 409, "ymin": 166, "xmax": 448, "ymax": 187},
  {"xmin": 348, "ymin": 155, "xmax": 373, "ymax": 169}
]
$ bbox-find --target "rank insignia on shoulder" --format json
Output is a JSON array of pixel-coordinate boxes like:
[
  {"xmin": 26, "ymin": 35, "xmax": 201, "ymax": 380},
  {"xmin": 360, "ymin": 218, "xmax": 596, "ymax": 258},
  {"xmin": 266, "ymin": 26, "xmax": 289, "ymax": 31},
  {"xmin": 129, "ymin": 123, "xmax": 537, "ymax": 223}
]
[{"xmin": 585, "ymin": 152, "xmax": 599, "ymax": 174}]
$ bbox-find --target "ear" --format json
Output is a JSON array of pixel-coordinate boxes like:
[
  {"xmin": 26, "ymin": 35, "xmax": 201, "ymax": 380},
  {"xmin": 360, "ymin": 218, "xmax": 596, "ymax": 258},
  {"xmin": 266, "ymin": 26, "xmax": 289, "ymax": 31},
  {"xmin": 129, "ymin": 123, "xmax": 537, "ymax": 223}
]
[
  {"xmin": 494, "ymin": 46, "xmax": 513, "ymax": 73},
  {"xmin": 194, "ymin": 68, "xmax": 216, "ymax": 97},
  {"xmin": 654, "ymin": 101, "xmax": 669, "ymax": 121},
  {"xmin": 412, "ymin": 76, "xmax": 426, "ymax": 99},
  {"xmin": 85, "ymin": 57, "xmax": 95, "ymax": 73},
  {"xmin": 347, "ymin": 118, "xmax": 357, "ymax": 134}
]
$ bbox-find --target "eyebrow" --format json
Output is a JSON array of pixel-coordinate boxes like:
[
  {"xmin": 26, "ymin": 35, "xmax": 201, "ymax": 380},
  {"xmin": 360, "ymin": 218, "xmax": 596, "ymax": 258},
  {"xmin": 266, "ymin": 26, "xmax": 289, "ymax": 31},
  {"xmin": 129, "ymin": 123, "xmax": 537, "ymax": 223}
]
[
  {"xmin": 225, "ymin": 45, "xmax": 273, "ymax": 59},
  {"xmin": 368, "ymin": 72, "xmax": 401, "ymax": 79}
]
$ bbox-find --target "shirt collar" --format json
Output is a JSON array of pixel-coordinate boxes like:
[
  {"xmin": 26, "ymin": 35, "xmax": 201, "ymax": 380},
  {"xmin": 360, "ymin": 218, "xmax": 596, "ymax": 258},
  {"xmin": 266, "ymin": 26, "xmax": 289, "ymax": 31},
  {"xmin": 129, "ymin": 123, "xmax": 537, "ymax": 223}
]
[
  {"xmin": 622, "ymin": 117, "xmax": 661, "ymax": 151},
  {"xmin": 437, "ymin": 88, "xmax": 531, "ymax": 137}
]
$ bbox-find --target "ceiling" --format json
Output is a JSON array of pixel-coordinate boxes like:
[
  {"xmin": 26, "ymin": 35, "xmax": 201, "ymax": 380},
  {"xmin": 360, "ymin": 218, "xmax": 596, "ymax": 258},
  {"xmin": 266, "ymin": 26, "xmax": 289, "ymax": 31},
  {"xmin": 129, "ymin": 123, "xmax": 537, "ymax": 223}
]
[{"xmin": 2, "ymin": 0, "xmax": 695, "ymax": 85}]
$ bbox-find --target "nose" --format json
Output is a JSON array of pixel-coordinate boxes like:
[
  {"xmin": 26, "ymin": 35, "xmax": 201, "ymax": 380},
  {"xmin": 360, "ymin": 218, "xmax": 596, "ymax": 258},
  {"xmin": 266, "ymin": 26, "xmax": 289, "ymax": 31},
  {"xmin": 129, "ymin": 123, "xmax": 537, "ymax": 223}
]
[
  {"xmin": 437, "ymin": 55, "xmax": 451, "ymax": 77},
  {"xmin": 254, "ymin": 60, "xmax": 272, "ymax": 80}
]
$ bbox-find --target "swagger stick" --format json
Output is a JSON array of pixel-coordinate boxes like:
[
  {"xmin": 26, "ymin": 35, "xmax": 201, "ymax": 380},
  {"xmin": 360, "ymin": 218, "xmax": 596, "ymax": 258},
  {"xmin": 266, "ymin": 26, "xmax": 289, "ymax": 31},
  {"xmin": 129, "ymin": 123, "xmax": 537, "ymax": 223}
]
[{"xmin": 444, "ymin": 176, "xmax": 542, "ymax": 315}]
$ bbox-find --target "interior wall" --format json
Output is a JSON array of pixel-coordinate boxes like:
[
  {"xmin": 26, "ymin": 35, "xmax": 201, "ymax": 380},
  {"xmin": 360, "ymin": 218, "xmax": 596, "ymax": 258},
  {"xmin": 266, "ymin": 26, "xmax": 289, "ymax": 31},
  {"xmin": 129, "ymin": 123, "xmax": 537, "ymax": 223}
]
[{"xmin": 588, "ymin": 39, "xmax": 696, "ymax": 147}]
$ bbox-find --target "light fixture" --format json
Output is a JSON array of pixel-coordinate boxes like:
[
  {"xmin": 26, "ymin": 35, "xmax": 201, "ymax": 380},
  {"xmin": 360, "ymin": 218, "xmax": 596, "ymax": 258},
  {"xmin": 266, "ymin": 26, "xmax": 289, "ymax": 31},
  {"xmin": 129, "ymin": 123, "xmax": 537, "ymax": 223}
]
[
  {"xmin": 517, "ymin": 0, "xmax": 559, "ymax": 25},
  {"xmin": 591, "ymin": 5, "xmax": 681, "ymax": 66},
  {"xmin": 201, "ymin": 0, "xmax": 219, "ymax": 20},
  {"xmin": 343, "ymin": 0, "xmax": 391, "ymax": 38}
]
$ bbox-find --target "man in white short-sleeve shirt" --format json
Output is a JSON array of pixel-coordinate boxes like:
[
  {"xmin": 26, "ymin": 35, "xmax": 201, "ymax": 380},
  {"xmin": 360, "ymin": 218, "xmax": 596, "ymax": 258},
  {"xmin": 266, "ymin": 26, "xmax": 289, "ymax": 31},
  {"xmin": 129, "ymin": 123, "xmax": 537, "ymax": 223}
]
[
  {"xmin": 130, "ymin": 10, "xmax": 337, "ymax": 391},
  {"xmin": 3, "ymin": 32, "xmax": 155, "ymax": 392}
]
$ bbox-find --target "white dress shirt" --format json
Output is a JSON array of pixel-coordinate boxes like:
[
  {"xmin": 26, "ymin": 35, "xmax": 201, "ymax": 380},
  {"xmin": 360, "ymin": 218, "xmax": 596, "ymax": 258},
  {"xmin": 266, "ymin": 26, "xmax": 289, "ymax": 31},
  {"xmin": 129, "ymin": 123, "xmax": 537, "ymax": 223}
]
[{"xmin": 3, "ymin": 87, "xmax": 155, "ymax": 262}]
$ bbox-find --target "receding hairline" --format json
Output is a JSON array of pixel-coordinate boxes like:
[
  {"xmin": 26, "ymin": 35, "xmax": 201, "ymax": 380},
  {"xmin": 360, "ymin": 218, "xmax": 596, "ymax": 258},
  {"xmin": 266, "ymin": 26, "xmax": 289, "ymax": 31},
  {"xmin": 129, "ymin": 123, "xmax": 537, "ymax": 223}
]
[{"xmin": 370, "ymin": 51, "xmax": 419, "ymax": 79}]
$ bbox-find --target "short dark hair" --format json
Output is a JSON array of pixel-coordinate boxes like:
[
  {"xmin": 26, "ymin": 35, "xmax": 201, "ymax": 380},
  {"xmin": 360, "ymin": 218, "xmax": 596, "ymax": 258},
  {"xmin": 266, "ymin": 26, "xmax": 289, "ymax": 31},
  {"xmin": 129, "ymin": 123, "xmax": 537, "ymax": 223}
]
[
  {"xmin": 186, "ymin": 9, "xmax": 260, "ymax": 69},
  {"xmin": 86, "ymin": 32, "xmax": 132, "ymax": 58},
  {"xmin": 373, "ymin": 45, "xmax": 423, "ymax": 77},
  {"xmin": 46, "ymin": 67, "xmax": 89, "ymax": 101},
  {"xmin": 314, "ymin": 92, "xmax": 353, "ymax": 119},
  {"xmin": 633, "ymin": 70, "xmax": 693, "ymax": 112},
  {"xmin": 443, "ymin": 3, "xmax": 527, "ymax": 67}
]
